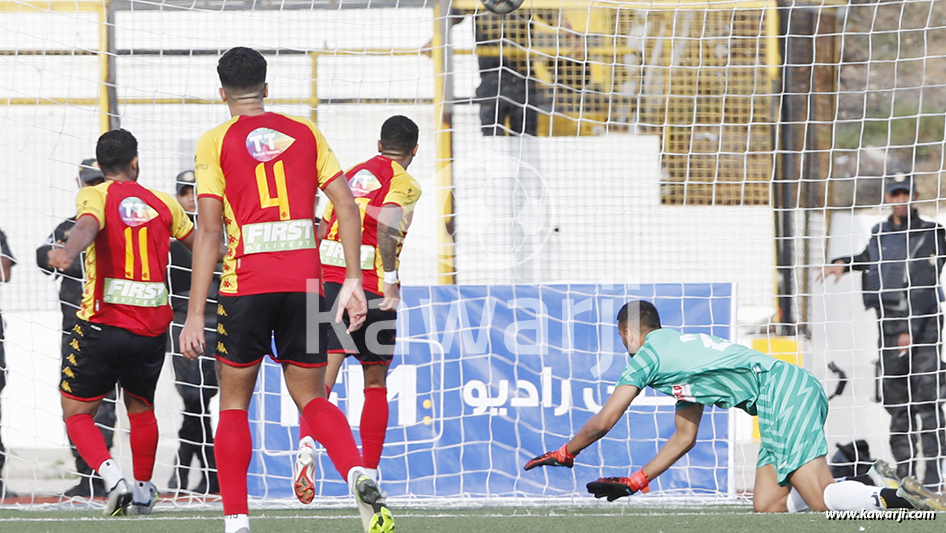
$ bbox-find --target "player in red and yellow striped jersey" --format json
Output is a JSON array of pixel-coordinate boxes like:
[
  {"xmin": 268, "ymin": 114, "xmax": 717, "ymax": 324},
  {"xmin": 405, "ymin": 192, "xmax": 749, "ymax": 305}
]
[
  {"xmin": 295, "ymin": 116, "xmax": 421, "ymax": 497},
  {"xmin": 49, "ymin": 129, "xmax": 195, "ymax": 517},
  {"xmin": 177, "ymin": 47, "xmax": 389, "ymax": 533}
]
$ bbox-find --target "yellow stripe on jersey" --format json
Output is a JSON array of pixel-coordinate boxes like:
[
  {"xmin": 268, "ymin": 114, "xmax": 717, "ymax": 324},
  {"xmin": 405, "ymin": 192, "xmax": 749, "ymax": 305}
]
[
  {"xmin": 123, "ymin": 227, "xmax": 134, "ymax": 278},
  {"xmin": 219, "ymin": 199, "xmax": 241, "ymax": 293},
  {"xmin": 79, "ymin": 243, "xmax": 97, "ymax": 322},
  {"xmin": 139, "ymin": 226, "xmax": 150, "ymax": 280}
]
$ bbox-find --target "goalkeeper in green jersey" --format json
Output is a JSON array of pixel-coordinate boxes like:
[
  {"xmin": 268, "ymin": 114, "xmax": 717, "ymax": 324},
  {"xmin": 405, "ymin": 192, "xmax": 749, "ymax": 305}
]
[{"xmin": 525, "ymin": 300, "xmax": 946, "ymax": 513}]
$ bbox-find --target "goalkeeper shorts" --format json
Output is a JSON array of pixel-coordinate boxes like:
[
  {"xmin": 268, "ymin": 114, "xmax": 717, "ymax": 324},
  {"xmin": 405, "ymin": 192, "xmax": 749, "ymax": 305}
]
[{"xmin": 755, "ymin": 360, "xmax": 829, "ymax": 486}]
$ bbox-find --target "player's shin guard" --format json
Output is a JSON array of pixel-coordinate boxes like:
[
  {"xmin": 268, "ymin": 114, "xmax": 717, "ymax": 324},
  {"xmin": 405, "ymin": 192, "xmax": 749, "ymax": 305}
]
[
  {"xmin": 823, "ymin": 480, "xmax": 885, "ymax": 511},
  {"xmin": 360, "ymin": 387, "xmax": 388, "ymax": 470},
  {"xmin": 65, "ymin": 413, "xmax": 113, "ymax": 479},
  {"xmin": 216, "ymin": 409, "xmax": 252, "ymax": 516},
  {"xmin": 302, "ymin": 398, "xmax": 363, "ymax": 480},
  {"xmin": 128, "ymin": 410, "xmax": 158, "ymax": 482}
]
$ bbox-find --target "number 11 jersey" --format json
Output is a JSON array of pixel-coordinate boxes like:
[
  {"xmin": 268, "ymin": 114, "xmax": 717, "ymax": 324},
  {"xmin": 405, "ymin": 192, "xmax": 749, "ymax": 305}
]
[
  {"xmin": 195, "ymin": 112, "xmax": 344, "ymax": 296},
  {"xmin": 76, "ymin": 180, "xmax": 194, "ymax": 336}
]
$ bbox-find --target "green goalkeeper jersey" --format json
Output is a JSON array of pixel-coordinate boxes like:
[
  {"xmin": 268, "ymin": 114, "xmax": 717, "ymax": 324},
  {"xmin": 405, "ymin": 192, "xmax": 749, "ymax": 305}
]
[{"xmin": 616, "ymin": 328, "xmax": 779, "ymax": 415}]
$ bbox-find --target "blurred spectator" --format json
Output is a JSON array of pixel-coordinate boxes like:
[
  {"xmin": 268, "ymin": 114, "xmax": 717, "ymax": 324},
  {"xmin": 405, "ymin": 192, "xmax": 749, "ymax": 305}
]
[
  {"xmin": 36, "ymin": 159, "xmax": 117, "ymax": 498},
  {"xmin": 472, "ymin": 10, "xmax": 539, "ymax": 136},
  {"xmin": 819, "ymin": 173, "xmax": 946, "ymax": 490},
  {"xmin": 429, "ymin": 10, "xmax": 540, "ymax": 136},
  {"xmin": 0, "ymin": 226, "xmax": 15, "ymax": 498},
  {"xmin": 167, "ymin": 170, "xmax": 219, "ymax": 494}
]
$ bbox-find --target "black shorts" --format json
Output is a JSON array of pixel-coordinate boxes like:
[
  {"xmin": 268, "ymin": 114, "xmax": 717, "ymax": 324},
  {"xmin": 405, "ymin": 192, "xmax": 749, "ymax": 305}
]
[
  {"xmin": 60, "ymin": 320, "xmax": 165, "ymax": 405},
  {"xmin": 324, "ymin": 282, "xmax": 397, "ymax": 365},
  {"xmin": 216, "ymin": 292, "xmax": 328, "ymax": 368}
]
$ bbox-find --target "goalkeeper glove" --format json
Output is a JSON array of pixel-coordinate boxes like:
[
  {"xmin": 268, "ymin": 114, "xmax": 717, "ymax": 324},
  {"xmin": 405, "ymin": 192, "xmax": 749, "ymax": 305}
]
[
  {"xmin": 586, "ymin": 470, "xmax": 650, "ymax": 501},
  {"xmin": 524, "ymin": 444, "xmax": 576, "ymax": 470}
]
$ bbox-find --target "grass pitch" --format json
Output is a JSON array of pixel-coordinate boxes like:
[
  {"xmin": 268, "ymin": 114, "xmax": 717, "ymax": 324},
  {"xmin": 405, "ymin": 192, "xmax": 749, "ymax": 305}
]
[{"xmin": 0, "ymin": 506, "xmax": 940, "ymax": 533}]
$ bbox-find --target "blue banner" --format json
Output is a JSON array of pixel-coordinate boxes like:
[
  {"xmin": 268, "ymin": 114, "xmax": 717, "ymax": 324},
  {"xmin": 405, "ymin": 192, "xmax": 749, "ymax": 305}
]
[{"xmin": 247, "ymin": 283, "xmax": 734, "ymax": 499}]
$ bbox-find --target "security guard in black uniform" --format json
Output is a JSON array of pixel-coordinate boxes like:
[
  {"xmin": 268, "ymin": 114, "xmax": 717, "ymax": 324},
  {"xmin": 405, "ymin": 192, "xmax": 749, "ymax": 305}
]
[
  {"xmin": 821, "ymin": 173, "xmax": 946, "ymax": 489},
  {"xmin": 36, "ymin": 159, "xmax": 117, "ymax": 498}
]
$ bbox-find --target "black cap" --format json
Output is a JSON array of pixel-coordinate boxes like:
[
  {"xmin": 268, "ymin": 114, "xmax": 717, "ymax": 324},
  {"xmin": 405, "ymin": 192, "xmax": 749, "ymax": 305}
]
[
  {"xmin": 884, "ymin": 173, "xmax": 913, "ymax": 195},
  {"xmin": 176, "ymin": 170, "xmax": 196, "ymax": 195},
  {"xmin": 79, "ymin": 158, "xmax": 104, "ymax": 183}
]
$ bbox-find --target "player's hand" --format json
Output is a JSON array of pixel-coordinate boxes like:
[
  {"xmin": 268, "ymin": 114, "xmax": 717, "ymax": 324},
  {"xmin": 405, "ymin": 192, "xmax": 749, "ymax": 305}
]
[
  {"xmin": 379, "ymin": 282, "xmax": 400, "ymax": 312},
  {"xmin": 815, "ymin": 262, "xmax": 846, "ymax": 284},
  {"xmin": 524, "ymin": 444, "xmax": 576, "ymax": 470},
  {"xmin": 337, "ymin": 278, "xmax": 368, "ymax": 333},
  {"xmin": 897, "ymin": 332, "xmax": 911, "ymax": 357},
  {"xmin": 587, "ymin": 471, "xmax": 650, "ymax": 501},
  {"xmin": 179, "ymin": 317, "xmax": 206, "ymax": 360},
  {"xmin": 47, "ymin": 247, "xmax": 76, "ymax": 270}
]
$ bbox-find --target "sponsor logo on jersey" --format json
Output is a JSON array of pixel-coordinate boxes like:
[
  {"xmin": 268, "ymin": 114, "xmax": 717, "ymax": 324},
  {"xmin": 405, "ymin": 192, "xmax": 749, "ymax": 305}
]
[
  {"xmin": 103, "ymin": 278, "xmax": 169, "ymax": 307},
  {"xmin": 670, "ymin": 383, "xmax": 695, "ymax": 402},
  {"xmin": 246, "ymin": 128, "xmax": 295, "ymax": 162},
  {"xmin": 319, "ymin": 239, "xmax": 376, "ymax": 270},
  {"xmin": 242, "ymin": 219, "xmax": 316, "ymax": 254},
  {"xmin": 348, "ymin": 169, "xmax": 382, "ymax": 198},
  {"xmin": 119, "ymin": 197, "xmax": 160, "ymax": 227}
]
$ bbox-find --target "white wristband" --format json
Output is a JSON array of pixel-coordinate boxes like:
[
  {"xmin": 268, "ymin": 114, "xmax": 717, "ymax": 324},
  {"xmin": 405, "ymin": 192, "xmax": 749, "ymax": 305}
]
[{"xmin": 383, "ymin": 271, "xmax": 398, "ymax": 285}]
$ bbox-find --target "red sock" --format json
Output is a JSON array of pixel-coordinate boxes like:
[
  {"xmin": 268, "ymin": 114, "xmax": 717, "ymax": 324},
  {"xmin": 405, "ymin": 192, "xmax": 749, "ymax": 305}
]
[
  {"xmin": 127, "ymin": 410, "xmax": 158, "ymax": 481},
  {"xmin": 215, "ymin": 409, "xmax": 252, "ymax": 516},
  {"xmin": 298, "ymin": 386, "xmax": 330, "ymax": 442},
  {"xmin": 299, "ymin": 414, "xmax": 311, "ymax": 441},
  {"xmin": 302, "ymin": 398, "xmax": 363, "ymax": 480},
  {"xmin": 65, "ymin": 413, "xmax": 112, "ymax": 472},
  {"xmin": 360, "ymin": 387, "xmax": 389, "ymax": 470}
]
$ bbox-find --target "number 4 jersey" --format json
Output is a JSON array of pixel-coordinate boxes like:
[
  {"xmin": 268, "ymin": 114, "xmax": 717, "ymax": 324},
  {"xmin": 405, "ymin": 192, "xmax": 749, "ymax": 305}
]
[
  {"xmin": 194, "ymin": 112, "xmax": 344, "ymax": 296},
  {"xmin": 76, "ymin": 180, "xmax": 194, "ymax": 337},
  {"xmin": 617, "ymin": 328, "xmax": 780, "ymax": 415},
  {"xmin": 320, "ymin": 155, "xmax": 422, "ymax": 295}
]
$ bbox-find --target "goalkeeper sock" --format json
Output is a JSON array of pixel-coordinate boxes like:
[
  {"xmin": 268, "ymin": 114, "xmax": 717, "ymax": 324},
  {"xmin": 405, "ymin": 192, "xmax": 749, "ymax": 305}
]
[
  {"xmin": 786, "ymin": 487, "xmax": 809, "ymax": 513},
  {"xmin": 216, "ymin": 409, "xmax": 252, "ymax": 516},
  {"xmin": 302, "ymin": 398, "xmax": 363, "ymax": 480},
  {"xmin": 65, "ymin": 414, "xmax": 114, "ymax": 482},
  {"xmin": 823, "ymin": 480, "xmax": 885, "ymax": 511},
  {"xmin": 128, "ymin": 410, "xmax": 158, "ymax": 482},
  {"xmin": 360, "ymin": 387, "xmax": 389, "ymax": 469}
]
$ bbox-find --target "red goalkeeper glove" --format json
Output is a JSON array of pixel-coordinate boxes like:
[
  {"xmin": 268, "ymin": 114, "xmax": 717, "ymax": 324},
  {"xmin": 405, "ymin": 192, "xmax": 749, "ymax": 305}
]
[
  {"xmin": 524, "ymin": 444, "xmax": 576, "ymax": 470},
  {"xmin": 586, "ymin": 470, "xmax": 650, "ymax": 501}
]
